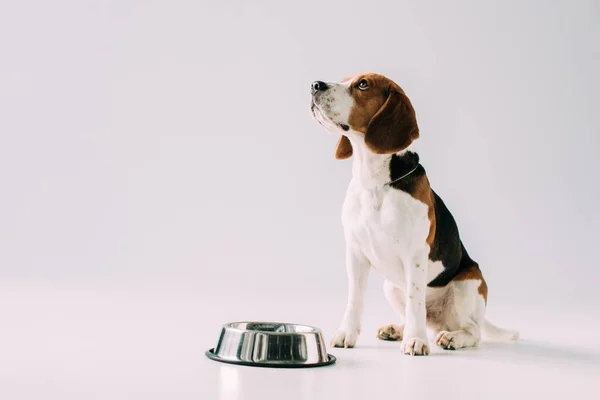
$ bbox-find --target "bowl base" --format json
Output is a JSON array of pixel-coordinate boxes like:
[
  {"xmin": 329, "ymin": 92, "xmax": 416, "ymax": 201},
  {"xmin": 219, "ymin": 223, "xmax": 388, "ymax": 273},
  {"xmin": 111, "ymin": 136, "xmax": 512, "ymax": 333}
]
[{"xmin": 205, "ymin": 348, "xmax": 336, "ymax": 368}]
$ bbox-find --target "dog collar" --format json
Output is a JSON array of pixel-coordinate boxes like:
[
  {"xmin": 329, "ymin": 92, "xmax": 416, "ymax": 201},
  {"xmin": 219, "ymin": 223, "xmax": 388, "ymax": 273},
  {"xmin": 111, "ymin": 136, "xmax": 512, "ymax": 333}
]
[{"xmin": 384, "ymin": 164, "xmax": 420, "ymax": 186}]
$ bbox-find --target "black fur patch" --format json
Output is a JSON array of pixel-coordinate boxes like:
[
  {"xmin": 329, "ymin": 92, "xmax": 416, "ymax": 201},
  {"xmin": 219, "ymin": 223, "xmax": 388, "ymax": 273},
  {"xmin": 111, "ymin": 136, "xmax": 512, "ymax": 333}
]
[{"xmin": 388, "ymin": 152, "xmax": 474, "ymax": 288}]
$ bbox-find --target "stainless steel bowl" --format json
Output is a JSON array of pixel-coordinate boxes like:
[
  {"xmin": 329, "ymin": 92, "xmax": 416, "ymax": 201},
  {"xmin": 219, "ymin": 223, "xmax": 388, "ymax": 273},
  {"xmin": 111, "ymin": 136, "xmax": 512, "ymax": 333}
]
[{"xmin": 205, "ymin": 322, "xmax": 336, "ymax": 368}]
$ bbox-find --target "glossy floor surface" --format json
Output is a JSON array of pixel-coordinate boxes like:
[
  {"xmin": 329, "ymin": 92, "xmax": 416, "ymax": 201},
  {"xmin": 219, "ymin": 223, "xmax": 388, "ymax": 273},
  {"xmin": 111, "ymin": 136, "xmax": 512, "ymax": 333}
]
[{"xmin": 1, "ymin": 283, "xmax": 599, "ymax": 400}]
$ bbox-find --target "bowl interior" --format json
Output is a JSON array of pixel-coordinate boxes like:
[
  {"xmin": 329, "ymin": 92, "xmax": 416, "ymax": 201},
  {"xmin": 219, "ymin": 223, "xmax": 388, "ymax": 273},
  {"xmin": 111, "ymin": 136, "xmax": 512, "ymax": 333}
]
[{"xmin": 227, "ymin": 322, "xmax": 318, "ymax": 334}]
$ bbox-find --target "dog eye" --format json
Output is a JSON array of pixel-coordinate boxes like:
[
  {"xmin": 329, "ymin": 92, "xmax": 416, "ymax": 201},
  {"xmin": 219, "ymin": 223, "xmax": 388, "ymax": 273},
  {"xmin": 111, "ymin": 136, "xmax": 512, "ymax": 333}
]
[{"xmin": 357, "ymin": 79, "xmax": 369, "ymax": 91}]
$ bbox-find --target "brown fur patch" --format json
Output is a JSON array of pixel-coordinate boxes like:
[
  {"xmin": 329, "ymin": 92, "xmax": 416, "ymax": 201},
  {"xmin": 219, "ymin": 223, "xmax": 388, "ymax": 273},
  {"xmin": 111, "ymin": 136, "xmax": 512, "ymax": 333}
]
[
  {"xmin": 347, "ymin": 74, "xmax": 391, "ymax": 133},
  {"xmin": 479, "ymin": 278, "xmax": 488, "ymax": 304},
  {"xmin": 335, "ymin": 135, "xmax": 352, "ymax": 159},
  {"xmin": 346, "ymin": 73, "xmax": 419, "ymax": 154},
  {"xmin": 454, "ymin": 263, "xmax": 488, "ymax": 304},
  {"xmin": 411, "ymin": 174, "xmax": 436, "ymax": 246}
]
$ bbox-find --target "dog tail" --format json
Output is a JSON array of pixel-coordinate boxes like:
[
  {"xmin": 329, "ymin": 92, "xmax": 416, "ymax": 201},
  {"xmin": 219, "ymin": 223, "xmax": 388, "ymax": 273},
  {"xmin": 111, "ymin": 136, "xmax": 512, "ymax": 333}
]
[{"xmin": 482, "ymin": 318, "xmax": 519, "ymax": 341}]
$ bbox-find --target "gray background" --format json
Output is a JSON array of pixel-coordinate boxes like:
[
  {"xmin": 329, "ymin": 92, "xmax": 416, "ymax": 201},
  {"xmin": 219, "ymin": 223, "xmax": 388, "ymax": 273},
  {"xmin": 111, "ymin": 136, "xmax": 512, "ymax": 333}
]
[
  {"xmin": 2, "ymin": 1, "xmax": 600, "ymax": 398},
  {"xmin": 1, "ymin": 0, "xmax": 599, "ymax": 332}
]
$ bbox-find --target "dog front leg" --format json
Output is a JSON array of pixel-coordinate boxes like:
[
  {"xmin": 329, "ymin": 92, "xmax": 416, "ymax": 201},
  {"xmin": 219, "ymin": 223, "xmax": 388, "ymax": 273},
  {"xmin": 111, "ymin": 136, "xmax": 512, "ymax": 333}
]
[
  {"xmin": 331, "ymin": 246, "xmax": 370, "ymax": 348},
  {"xmin": 401, "ymin": 250, "xmax": 430, "ymax": 356}
]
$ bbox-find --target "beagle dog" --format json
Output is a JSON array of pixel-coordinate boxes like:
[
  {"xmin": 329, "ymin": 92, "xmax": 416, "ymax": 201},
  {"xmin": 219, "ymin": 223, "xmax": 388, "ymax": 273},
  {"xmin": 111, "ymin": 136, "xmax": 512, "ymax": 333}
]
[{"xmin": 310, "ymin": 73, "xmax": 518, "ymax": 356}]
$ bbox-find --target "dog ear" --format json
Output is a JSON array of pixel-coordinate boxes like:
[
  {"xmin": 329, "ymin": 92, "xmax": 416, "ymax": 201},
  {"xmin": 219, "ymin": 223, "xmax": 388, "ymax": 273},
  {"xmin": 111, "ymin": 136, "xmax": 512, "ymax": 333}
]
[
  {"xmin": 335, "ymin": 135, "xmax": 353, "ymax": 159},
  {"xmin": 364, "ymin": 88, "xmax": 419, "ymax": 154}
]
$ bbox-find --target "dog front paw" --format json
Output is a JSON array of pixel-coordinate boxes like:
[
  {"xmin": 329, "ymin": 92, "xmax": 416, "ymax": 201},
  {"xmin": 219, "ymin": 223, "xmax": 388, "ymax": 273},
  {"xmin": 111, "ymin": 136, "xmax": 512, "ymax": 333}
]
[
  {"xmin": 331, "ymin": 327, "xmax": 360, "ymax": 348},
  {"xmin": 401, "ymin": 336, "xmax": 430, "ymax": 356}
]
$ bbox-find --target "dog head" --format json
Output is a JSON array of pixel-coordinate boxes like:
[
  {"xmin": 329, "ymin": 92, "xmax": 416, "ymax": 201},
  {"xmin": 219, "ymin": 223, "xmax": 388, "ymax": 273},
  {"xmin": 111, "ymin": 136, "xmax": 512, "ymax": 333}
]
[{"xmin": 310, "ymin": 73, "xmax": 419, "ymax": 159}]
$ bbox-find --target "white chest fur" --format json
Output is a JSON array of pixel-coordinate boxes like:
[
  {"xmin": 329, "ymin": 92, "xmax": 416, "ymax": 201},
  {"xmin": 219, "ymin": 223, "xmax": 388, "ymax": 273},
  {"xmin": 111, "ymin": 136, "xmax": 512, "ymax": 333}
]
[{"xmin": 342, "ymin": 180, "xmax": 434, "ymax": 287}]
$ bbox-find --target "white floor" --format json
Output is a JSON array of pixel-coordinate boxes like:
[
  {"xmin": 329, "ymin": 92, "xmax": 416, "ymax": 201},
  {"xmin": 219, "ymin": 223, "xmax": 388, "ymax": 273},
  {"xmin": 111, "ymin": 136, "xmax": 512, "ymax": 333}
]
[{"xmin": 1, "ymin": 283, "xmax": 599, "ymax": 400}]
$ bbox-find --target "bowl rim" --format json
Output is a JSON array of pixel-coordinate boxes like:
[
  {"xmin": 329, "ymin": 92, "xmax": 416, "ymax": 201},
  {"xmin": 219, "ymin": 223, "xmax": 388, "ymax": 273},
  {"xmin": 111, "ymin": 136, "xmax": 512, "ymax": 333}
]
[{"xmin": 221, "ymin": 321, "xmax": 323, "ymax": 335}]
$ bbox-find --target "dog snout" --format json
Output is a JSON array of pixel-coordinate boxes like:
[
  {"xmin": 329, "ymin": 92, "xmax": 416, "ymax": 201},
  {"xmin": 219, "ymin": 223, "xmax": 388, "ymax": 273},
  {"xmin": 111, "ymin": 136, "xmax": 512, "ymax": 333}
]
[{"xmin": 311, "ymin": 81, "xmax": 329, "ymax": 95}]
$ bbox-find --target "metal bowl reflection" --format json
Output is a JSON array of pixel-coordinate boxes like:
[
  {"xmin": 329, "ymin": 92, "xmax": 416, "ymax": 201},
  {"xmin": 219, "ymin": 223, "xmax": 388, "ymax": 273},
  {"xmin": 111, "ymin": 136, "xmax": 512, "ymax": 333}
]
[{"xmin": 205, "ymin": 322, "xmax": 336, "ymax": 368}]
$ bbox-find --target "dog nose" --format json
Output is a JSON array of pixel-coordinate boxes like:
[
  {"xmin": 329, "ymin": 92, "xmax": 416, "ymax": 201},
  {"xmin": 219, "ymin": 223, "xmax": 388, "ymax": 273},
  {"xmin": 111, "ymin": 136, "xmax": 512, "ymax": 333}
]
[{"xmin": 311, "ymin": 81, "xmax": 328, "ymax": 94}]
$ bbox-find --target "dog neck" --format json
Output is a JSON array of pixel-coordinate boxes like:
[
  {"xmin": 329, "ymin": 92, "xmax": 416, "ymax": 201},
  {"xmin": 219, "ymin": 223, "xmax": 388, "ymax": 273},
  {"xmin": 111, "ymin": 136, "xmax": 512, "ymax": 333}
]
[
  {"xmin": 345, "ymin": 134, "xmax": 419, "ymax": 188},
  {"xmin": 387, "ymin": 151, "xmax": 421, "ymax": 186}
]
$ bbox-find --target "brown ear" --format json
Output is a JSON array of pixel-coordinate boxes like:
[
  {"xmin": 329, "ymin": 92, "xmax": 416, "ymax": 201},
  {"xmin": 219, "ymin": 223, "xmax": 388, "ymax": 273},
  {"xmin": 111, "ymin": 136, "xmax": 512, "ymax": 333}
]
[
  {"xmin": 365, "ymin": 88, "xmax": 419, "ymax": 154},
  {"xmin": 335, "ymin": 135, "xmax": 353, "ymax": 159}
]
